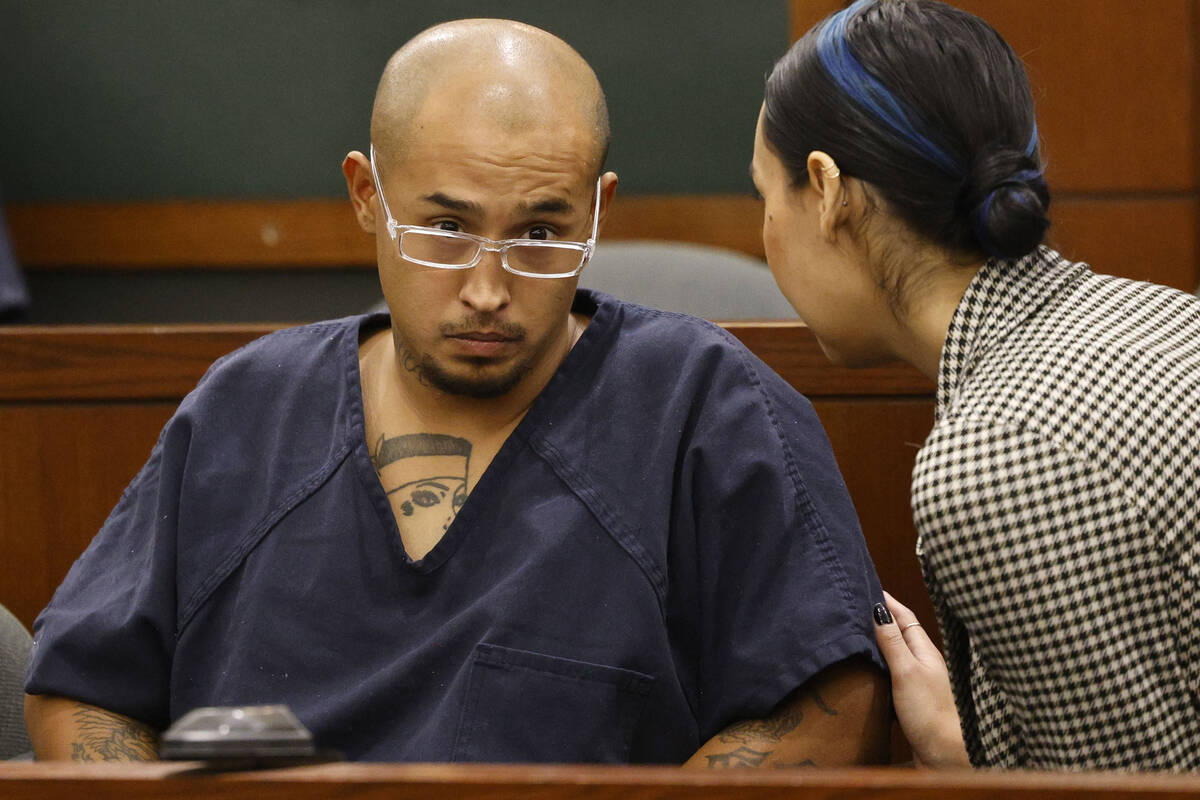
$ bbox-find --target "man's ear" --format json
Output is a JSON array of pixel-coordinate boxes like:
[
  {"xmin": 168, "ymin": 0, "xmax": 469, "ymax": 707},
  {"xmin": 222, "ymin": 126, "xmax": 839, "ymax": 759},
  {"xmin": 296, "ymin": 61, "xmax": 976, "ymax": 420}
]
[
  {"xmin": 596, "ymin": 170, "xmax": 619, "ymax": 234},
  {"xmin": 805, "ymin": 150, "xmax": 847, "ymax": 242},
  {"xmin": 342, "ymin": 151, "xmax": 377, "ymax": 234}
]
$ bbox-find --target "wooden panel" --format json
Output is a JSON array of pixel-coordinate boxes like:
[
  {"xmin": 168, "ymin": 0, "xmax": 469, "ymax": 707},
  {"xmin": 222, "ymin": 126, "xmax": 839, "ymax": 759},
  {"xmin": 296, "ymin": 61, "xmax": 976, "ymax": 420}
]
[
  {"xmin": 788, "ymin": 0, "xmax": 847, "ymax": 42},
  {"xmin": 813, "ymin": 399, "xmax": 938, "ymax": 648},
  {"xmin": 6, "ymin": 196, "xmax": 768, "ymax": 269},
  {"xmin": 0, "ymin": 323, "xmax": 933, "ymax": 402},
  {"xmin": 7, "ymin": 200, "xmax": 372, "ymax": 269},
  {"xmin": 1195, "ymin": 0, "xmax": 1200, "ymax": 191},
  {"xmin": 7, "ymin": 761, "xmax": 1200, "ymax": 798},
  {"xmin": 602, "ymin": 195, "xmax": 766, "ymax": 260},
  {"xmin": 12, "ymin": 193, "xmax": 1197, "ymax": 291},
  {"xmin": 787, "ymin": 0, "xmax": 1198, "ymax": 193},
  {"xmin": 1051, "ymin": 197, "xmax": 1200, "ymax": 291},
  {"xmin": 0, "ymin": 325, "xmax": 277, "ymax": 401},
  {"xmin": 949, "ymin": 0, "xmax": 1197, "ymax": 193},
  {"xmin": 0, "ymin": 404, "xmax": 175, "ymax": 629}
]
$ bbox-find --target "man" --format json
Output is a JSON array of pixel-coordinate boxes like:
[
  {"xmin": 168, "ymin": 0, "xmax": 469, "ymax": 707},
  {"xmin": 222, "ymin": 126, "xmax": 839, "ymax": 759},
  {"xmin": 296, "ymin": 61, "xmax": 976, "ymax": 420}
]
[{"xmin": 25, "ymin": 19, "xmax": 890, "ymax": 766}]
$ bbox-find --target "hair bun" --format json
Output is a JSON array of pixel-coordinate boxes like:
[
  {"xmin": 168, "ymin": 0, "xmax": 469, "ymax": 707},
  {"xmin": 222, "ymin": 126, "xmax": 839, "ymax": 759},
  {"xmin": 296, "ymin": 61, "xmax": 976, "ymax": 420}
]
[{"xmin": 963, "ymin": 148, "xmax": 1050, "ymax": 259}]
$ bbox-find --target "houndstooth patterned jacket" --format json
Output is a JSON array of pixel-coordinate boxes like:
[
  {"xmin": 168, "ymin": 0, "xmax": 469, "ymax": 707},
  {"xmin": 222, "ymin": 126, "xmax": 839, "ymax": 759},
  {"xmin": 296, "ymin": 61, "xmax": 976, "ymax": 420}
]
[{"xmin": 912, "ymin": 247, "xmax": 1200, "ymax": 770}]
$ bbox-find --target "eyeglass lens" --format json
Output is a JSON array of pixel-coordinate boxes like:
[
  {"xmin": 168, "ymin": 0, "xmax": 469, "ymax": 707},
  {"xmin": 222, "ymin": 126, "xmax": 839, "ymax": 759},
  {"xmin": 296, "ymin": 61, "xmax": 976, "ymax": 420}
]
[{"xmin": 399, "ymin": 230, "xmax": 586, "ymax": 275}]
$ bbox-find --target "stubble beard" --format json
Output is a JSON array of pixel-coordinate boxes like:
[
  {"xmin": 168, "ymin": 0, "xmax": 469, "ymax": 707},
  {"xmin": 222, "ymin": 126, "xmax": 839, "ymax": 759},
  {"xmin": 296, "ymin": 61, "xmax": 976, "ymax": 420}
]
[
  {"xmin": 414, "ymin": 351, "xmax": 533, "ymax": 399},
  {"xmin": 394, "ymin": 314, "xmax": 536, "ymax": 399}
]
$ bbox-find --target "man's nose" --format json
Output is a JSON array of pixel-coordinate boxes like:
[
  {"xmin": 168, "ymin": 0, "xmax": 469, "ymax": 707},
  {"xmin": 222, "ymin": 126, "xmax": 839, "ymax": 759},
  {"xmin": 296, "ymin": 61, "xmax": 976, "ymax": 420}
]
[{"xmin": 457, "ymin": 248, "xmax": 511, "ymax": 312}]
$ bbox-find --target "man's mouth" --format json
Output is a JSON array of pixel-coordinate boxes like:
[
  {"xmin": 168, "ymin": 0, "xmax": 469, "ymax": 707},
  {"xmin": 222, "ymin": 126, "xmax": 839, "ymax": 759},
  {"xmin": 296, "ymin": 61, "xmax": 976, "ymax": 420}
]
[{"xmin": 452, "ymin": 331, "xmax": 517, "ymax": 342}]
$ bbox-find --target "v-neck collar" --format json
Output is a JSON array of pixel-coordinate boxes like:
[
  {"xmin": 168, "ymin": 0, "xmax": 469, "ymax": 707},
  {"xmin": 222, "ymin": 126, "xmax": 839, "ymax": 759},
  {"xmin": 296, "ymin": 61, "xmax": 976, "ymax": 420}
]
[
  {"xmin": 935, "ymin": 247, "xmax": 1087, "ymax": 420},
  {"xmin": 344, "ymin": 290, "xmax": 615, "ymax": 574}
]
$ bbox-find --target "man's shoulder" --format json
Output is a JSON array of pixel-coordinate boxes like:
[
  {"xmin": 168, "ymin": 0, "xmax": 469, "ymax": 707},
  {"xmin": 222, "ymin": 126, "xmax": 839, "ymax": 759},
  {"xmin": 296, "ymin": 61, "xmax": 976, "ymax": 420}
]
[
  {"xmin": 202, "ymin": 315, "xmax": 366, "ymax": 384},
  {"xmin": 597, "ymin": 293, "xmax": 761, "ymax": 373},
  {"xmin": 163, "ymin": 315, "xmax": 367, "ymax": 465},
  {"xmin": 561, "ymin": 293, "xmax": 816, "ymax": 447},
  {"xmin": 179, "ymin": 315, "xmax": 366, "ymax": 409}
]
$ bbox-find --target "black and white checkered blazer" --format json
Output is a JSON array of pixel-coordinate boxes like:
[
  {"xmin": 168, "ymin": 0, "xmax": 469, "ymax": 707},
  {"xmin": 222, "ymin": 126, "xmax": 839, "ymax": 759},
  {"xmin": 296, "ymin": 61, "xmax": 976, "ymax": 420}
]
[{"xmin": 912, "ymin": 247, "xmax": 1200, "ymax": 770}]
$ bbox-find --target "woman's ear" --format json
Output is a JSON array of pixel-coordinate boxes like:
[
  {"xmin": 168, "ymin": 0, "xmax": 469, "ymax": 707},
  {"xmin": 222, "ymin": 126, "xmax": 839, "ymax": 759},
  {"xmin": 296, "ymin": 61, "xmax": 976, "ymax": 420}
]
[{"xmin": 806, "ymin": 150, "xmax": 848, "ymax": 242}]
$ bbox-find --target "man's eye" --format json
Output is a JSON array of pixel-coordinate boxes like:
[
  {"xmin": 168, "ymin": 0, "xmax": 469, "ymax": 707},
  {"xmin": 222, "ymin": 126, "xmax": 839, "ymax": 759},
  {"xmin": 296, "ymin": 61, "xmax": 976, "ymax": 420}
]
[
  {"xmin": 434, "ymin": 220, "xmax": 462, "ymax": 232},
  {"xmin": 526, "ymin": 226, "xmax": 552, "ymax": 241}
]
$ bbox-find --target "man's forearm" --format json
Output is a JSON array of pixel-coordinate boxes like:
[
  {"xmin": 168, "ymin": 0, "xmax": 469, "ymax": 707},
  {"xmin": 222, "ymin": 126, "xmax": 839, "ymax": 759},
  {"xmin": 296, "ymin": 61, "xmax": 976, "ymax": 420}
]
[
  {"xmin": 25, "ymin": 694, "xmax": 160, "ymax": 761},
  {"xmin": 682, "ymin": 657, "xmax": 890, "ymax": 768}
]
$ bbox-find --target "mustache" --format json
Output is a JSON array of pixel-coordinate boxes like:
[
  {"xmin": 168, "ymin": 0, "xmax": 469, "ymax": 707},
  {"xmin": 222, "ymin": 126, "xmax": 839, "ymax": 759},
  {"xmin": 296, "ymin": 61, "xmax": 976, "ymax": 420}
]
[{"xmin": 439, "ymin": 315, "xmax": 526, "ymax": 340}]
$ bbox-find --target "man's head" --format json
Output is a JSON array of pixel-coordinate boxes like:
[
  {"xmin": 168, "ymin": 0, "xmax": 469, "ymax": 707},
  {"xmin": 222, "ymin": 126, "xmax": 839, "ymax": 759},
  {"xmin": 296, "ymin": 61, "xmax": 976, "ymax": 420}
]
[
  {"xmin": 370, "ymin": 19, "xmax": 610, "ymax": 181},
  {"xmin": 344, "ymin": 19, "xmax": 617, "ymax": 400}
]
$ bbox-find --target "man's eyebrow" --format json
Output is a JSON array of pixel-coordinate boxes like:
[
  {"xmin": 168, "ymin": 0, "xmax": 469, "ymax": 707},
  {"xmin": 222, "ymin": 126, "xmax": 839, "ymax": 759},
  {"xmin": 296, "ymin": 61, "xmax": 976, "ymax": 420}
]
[
  {"xmin": 421, "ymin": 193, "xmax": 573, "ymax": 217},
  {"xmin": 518, "ymin": 197, "xmax": 574, "ymax": 215},
  {"xmin": 421, "ymin": 193, "xmax": 482, "ymax": 215}
]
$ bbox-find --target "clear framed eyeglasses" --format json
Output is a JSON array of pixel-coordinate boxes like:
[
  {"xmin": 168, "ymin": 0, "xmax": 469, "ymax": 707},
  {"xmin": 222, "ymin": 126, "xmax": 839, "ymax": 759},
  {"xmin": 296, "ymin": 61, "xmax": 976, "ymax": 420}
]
[{"xmin": 369, "ymin": 144, "xmax": 600, "ymax": 279}]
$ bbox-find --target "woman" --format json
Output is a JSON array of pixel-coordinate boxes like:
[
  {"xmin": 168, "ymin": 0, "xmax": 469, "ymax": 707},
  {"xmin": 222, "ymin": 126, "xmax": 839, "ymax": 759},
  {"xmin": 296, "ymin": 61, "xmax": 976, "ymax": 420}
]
[{"xmin": 752, "ymin": 0, "xmax": 1200, "ymax": 770}]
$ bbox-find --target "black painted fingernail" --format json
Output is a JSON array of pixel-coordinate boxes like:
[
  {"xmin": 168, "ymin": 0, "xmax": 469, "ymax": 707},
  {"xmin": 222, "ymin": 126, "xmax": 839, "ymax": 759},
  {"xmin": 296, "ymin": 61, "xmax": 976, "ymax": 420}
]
[{"xmin": 873, "ymin": 603, "xmax": 893, "ymax": 626}]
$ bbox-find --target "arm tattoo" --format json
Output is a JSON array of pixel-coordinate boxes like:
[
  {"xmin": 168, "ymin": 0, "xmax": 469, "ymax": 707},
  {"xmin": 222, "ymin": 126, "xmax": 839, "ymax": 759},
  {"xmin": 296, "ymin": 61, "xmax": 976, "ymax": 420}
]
[
  {"xmin": 808, "ymin": 689, "xmax": 838, "ymax": 717},
  {"xmin": 705, "ymin": 746, "xmax": 772, "ymax": 768},
  {"xmin": 70, "ymin": 708, "xmax": 158, "ymax": 761},
  {"xmin": 718, "ymin": 688, "xmax": 838, "ymax": 745}
]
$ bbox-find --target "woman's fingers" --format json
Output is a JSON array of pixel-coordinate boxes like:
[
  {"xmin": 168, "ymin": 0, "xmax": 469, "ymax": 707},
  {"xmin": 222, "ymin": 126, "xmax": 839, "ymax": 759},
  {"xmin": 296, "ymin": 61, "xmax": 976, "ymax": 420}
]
[
  {"xmin": 875, "ymin": 590, "xmax": 970, "ymax": 769},
  {"xmin": 883, "ymin": 590, "xmax": 944, "ymax": 665},
  {"xmin": 872, "ymin": 597, "xmax": 915, "ymax": 671}
]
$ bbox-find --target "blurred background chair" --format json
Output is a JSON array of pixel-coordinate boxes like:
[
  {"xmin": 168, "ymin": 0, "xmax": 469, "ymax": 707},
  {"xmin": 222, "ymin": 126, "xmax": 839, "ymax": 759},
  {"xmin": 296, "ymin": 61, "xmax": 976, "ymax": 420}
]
[
  {"xmin": 0, "ymin": 603, "xmax": 32, "ymax": 759},
  {"xmin": 578, "ymin": 241, "xmax": 796, "ymax": 319}
]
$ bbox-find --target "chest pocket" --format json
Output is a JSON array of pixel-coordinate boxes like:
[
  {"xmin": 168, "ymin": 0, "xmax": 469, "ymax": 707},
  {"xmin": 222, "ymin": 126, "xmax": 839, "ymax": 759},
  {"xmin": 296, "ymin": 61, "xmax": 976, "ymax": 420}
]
[{"xmin": 452, "ymin": 642, "xmax": 654, "ymax": 763}]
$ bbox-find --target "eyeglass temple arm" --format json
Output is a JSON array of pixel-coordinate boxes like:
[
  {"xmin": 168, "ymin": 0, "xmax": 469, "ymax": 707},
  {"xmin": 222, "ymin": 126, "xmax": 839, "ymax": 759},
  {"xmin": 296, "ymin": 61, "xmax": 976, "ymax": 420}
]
[
  {"xmin": 587, "ymin": 175, "xmax": 603, "ymax": 250},
  {"xmin": 368, "ymin": 144, "xmax": 399, "ymax": 239}
]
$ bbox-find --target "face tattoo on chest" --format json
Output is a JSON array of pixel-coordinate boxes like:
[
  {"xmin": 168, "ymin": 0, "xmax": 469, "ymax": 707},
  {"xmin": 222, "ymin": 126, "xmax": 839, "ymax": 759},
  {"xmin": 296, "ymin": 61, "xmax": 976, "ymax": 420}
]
[{"xmin": 372, "ymin": 433, "xmax": 471, "ymax": 540}]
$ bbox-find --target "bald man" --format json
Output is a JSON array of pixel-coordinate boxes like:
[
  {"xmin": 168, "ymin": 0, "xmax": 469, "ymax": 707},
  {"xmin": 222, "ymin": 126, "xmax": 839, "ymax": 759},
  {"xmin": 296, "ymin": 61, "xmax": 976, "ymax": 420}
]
[{"xmin": 25, "ymin": 20, "xmax": 890, "ymax": 766}]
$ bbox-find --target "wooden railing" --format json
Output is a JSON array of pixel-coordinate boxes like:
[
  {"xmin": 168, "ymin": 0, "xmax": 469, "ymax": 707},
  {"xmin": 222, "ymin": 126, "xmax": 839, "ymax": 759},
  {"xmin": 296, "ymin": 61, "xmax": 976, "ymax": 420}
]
[{"xmin": 3, "ymin": 761, "xmax": 1200, "ymax": 799}]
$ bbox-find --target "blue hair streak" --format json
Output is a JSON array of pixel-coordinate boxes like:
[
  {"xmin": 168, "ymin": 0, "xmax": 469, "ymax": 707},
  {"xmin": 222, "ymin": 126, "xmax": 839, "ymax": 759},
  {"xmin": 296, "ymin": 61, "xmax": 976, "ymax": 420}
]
[{"xmin": 816, "ymin": 0, "xmax": 962, "ymax": 176}]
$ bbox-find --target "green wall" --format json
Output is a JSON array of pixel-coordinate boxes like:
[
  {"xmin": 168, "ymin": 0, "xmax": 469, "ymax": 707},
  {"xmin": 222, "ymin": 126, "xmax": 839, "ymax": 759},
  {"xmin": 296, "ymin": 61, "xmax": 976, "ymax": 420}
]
[{"xmin": 0, "ymin": 1, "xmax": 789, "ymax": 201}]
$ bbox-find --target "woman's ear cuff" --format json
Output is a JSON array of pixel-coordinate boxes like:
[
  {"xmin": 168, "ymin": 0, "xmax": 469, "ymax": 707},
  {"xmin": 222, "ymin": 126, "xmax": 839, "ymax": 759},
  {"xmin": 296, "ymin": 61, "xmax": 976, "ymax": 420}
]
[{"xmin": 822, "ymin": 164, "xmax": 847, "ymax": 206}]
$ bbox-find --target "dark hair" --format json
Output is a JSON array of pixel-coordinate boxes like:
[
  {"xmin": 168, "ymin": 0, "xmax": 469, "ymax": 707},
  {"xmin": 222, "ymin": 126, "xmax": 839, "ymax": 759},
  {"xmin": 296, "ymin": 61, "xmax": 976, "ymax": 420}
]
[{"xmin": 763, "ymin": 0, "xmax": 1050, "ymax": 260}]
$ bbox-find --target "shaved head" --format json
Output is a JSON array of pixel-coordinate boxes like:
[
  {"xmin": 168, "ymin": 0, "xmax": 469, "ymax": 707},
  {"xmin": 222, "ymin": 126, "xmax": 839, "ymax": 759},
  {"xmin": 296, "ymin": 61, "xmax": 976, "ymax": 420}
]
[{"xmin": 370, "ymin": 19, "xmax": 610, "ymax": 176}]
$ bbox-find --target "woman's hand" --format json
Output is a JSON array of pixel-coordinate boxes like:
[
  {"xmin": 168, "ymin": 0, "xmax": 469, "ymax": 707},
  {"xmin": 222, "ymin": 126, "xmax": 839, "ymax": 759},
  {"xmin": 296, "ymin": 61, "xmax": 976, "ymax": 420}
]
[{"xmin": 873, "ymin": 591, "xmax": 970, "ymax": 769}]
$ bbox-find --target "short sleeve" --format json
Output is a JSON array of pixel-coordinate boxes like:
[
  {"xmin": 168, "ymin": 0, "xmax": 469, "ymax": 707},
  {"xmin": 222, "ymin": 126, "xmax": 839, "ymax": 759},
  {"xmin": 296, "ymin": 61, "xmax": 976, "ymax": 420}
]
[
  {"xmin": 24, "ymin": 414, "xmax": 189, "ymax": 731},
  {"xmin": 914, "ymin": 418, "xmax": 1187, "ymax": 767},
  {"xmin": 669, "ymin": 351, "xmax": 885, "ymax": 739}
]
